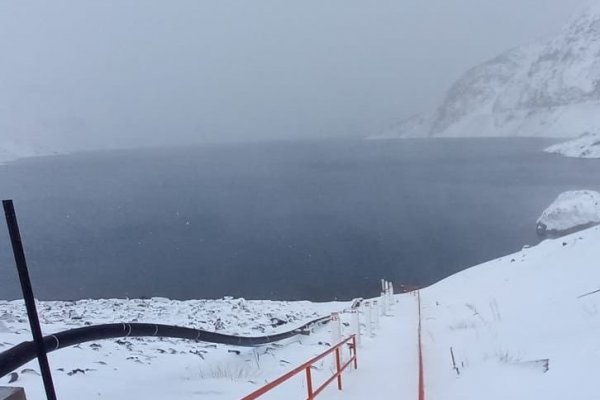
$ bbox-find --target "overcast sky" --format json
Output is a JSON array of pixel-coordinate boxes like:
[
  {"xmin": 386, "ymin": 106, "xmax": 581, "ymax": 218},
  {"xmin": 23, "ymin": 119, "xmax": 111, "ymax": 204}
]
[{"xmin": 0, "ymin": 0, "xmax": 591, "ymax": 149}]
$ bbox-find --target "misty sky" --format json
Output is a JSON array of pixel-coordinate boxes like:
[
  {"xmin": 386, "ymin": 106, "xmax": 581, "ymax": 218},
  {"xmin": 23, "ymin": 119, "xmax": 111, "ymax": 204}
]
[{"xmin": 0, "ymin": 0, "xmax": 590, "ymax": 149}]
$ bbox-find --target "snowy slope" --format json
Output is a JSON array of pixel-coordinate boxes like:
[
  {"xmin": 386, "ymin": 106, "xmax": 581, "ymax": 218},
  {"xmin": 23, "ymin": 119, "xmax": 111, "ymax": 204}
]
[
  {"xmin": 0, "ymin": 292, "xmax": 421, "ymax": 400},
  {"xmin": 3, "ymin": 227, "xmax": 600, "ymax": 399},
  {"xmin": 378, "ymin": 2, "xmax": 600, "ymax": 139},
  {"xmin": 545, "ymin": 132, "xmax": 600, "ymax": 158},
  {"xmin": 536, "ymin": 190, "xmax": 600, "ymax": 235},
  {"xmin": 421, "ymin": 224, "xmax": 600, "ymax": 400}
]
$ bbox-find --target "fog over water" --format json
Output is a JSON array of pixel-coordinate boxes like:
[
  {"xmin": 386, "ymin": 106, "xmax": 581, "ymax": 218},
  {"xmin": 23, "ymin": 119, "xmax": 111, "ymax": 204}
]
[{"xmin": 1, "ymin": 138, "xmax": 599, "ymax": 301}]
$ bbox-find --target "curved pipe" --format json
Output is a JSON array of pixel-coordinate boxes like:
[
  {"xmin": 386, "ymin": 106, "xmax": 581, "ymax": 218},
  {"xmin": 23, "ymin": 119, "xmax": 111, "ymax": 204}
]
[{"xmin": 0, "ymin": 316, "xmax": 330, "ymax": 378}]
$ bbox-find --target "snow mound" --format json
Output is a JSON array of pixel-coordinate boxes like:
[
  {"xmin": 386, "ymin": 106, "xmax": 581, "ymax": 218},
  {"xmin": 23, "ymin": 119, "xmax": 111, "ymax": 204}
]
[
  {"xmin": 544, "ymin": 132, "xmax": 600, "ymax": 158},
  {"xmin": 376, "ymin": 1, "xmax": 600, "ymax": 139},
  {"xmin": 536, "ymin": 190, "xmax": 600, "ymax": 236}
]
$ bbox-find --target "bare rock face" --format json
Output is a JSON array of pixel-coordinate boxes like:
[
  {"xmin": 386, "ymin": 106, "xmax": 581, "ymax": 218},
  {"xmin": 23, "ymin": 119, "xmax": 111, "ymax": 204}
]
[
  {"xmin": 379, "ymin": 3, "xmax": 600, "ymax": 139},
  {"xmin": 536, "ymin": 190, "xmax": 600, "ymax": 236}
]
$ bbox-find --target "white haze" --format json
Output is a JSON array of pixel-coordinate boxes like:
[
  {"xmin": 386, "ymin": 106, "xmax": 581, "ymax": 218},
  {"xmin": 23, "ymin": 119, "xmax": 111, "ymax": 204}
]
[{"xmin": 0, "ymin": 0, "xmax": 590, "ymax": 150}]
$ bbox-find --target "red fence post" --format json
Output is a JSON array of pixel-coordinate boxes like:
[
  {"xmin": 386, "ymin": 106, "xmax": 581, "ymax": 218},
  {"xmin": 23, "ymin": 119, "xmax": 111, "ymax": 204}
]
[
  {"xmin": 306, "ymin": 366, "xmax": 314, "ymax": 400},
  {"xmin": 352, "ymin": 335, "xmax": 358, "ymax": 369},
  {"xmin": 417, "ymin": 291, "xmax": 425, "ymax": 400},
  {"xmin": 335, "ymin": 347, "xmax": 343, "ymax": 390}
]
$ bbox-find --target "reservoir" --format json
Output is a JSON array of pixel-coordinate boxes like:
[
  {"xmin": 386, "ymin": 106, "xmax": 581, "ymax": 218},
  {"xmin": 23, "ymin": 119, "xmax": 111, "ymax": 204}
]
[{"xmin": 0, "ymin": 138, "xmax": 598, "ymax": 301}]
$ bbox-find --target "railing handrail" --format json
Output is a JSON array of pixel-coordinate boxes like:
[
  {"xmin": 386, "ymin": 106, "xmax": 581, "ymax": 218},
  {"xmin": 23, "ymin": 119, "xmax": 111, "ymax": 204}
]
[{"xmin": 241, "ymin": 334, "xmax": 357, "ymax": 400}]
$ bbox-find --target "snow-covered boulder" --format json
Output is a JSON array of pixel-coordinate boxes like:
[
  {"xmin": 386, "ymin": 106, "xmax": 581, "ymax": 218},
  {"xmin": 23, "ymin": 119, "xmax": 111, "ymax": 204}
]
[
  {"xmin": 536, "ymin": 190, "xmax": 600, "ymax": 236},
  {"xmin": 376, "ymin": 2, "xmax": 600, "ymax": 139},
  {"xmin": 545, "ymin": 132, "xmax": 600, "ymax": 158}
]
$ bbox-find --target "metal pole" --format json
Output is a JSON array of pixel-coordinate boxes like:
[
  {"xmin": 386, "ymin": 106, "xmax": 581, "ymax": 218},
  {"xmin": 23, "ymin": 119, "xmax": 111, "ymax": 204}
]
[
  {"xmin": 335, "ymin": 347, "xmax": 343, "ymax": 390},
  {"xmin": 373, "ymin": 300, "xmax": 380, "ymax": 329},
  {"xmin": 3, "ymin": 200, "xmax": 57, "ymax": 400},
  {"xmin": 330, "ymin": 312, "xmax": 342, "ymax": 368},
  {"xmin": 352, "ymin": 310, "xmax": 360, "ymax": 346},
  {"xmin": 351, "ymin": 335, "xmax": 358, "ymax": 369},
  {"xmin": 331, "ymin": 312, "xmax": 341, "ymax": 344},
  {"xmin": 365, "ymin": 301, "xmax": 373, "ymax": 338}
]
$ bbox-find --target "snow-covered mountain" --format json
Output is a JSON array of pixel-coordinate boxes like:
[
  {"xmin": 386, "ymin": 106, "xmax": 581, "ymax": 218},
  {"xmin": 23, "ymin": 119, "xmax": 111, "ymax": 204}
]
[{"xmin": 376, "ymin": 2, "xmax": 600, "ymax": 139}]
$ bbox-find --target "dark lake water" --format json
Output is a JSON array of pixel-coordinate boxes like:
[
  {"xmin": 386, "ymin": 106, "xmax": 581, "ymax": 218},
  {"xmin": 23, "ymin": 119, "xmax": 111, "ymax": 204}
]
[{"xmin": 1, "ymin": 138, "xmax": 599, "ymax": 301}]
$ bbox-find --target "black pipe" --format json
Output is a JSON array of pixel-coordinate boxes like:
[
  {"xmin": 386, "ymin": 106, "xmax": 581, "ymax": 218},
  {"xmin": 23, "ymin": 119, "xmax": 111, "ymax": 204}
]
[
  {"xmin": 0, "ymin": 316, "xmax": 330, "ymax": 378},
  {"xmin": 3, "ymin": 200, "xmax": 58, "ymax": 400}
]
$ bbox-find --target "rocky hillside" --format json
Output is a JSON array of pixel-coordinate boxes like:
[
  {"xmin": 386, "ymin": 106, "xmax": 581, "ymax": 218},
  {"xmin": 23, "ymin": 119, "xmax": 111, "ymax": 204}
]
[{"xmin": 377, "ymin": 2, "xmax": 600, "ymax": 139}]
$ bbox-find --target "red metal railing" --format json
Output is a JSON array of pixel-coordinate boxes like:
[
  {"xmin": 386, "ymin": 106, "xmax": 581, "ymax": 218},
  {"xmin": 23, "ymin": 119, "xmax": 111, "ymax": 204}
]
[
  {"xmin": 241, "ymin": 335, "xmax": 358, "ymax": 400},
  {"xmin": 417, "ymin": 291, "xmax": 425, "ymax": 400}
]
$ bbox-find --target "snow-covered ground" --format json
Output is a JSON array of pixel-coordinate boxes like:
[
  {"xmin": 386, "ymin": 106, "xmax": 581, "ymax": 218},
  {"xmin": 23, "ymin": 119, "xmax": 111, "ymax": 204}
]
[
  {"xmin": 536, "ymin": 190, "xmax": 600, "ymax": 236},
  {"xmin": 421, "ymin": 224, "xmax": 600, "ymax": 399},
  {"xmin": 0, "ymin": 298, "xmax": 351, "ymax": 399},
  {"xmin": 545, "ymin": 132, "xmax": 600, "ymax": 158},
  {"xmin": 3, "ymin": 227, "xmax": 600, "ymax": 399}
]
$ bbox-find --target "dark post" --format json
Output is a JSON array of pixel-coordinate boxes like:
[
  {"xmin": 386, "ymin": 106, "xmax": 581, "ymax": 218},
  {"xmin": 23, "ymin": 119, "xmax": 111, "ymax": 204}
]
[{"xmin": 3, "ymin": 200, "xmax": 57, "ymax": 400}]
